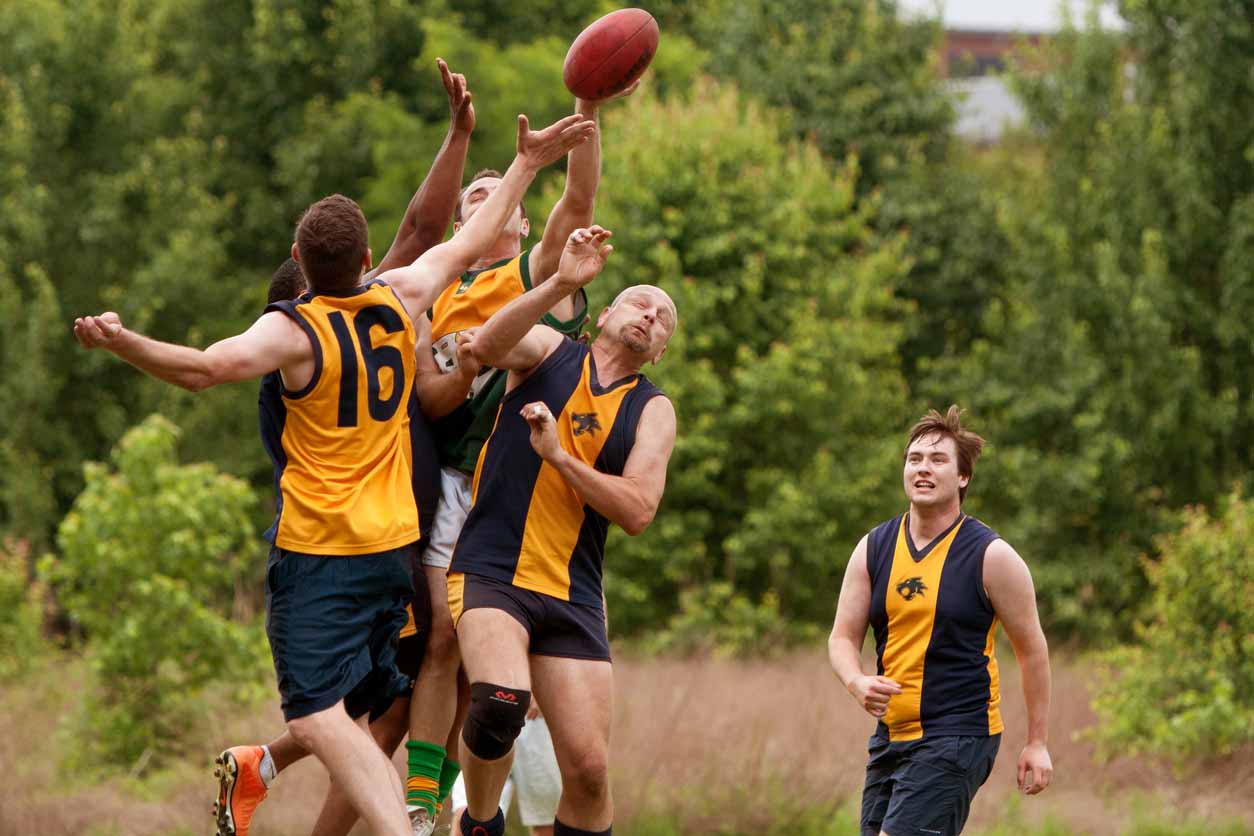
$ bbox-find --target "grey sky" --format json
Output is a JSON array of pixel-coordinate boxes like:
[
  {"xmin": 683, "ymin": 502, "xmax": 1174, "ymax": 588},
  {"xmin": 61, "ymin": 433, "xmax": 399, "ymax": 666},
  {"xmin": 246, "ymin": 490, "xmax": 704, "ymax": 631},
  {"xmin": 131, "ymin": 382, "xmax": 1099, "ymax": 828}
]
[{"xmin": 896, "ymin": 0, "xmax": 1124, "ymax": 31}]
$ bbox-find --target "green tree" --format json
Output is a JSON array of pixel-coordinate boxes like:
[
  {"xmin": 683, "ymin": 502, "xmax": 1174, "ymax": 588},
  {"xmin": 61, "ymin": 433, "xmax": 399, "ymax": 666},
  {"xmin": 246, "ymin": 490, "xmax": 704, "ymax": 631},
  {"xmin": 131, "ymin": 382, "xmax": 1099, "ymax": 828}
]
[
  {"xmin": 1091, "ymin": 492, "xmax": 1254, "ymax": 760},
  {"xmin": 42, "ymin": 415, "xmax": 267, "ymax": 768},
  {"xmin": 536, "ymin": 84, "xmax": 912, "ymax": 637}
]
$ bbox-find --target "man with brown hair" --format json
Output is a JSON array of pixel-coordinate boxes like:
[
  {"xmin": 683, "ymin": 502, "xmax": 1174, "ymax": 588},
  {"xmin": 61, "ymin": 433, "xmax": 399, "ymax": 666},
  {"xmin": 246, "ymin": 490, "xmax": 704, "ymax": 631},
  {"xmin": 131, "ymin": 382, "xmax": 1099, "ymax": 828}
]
[
  {"xmin": 73, "ymin": 110, "xmax": 594, "ymax": 836},
  {"xmin": 402, "ymin": 84, "xmax": 638, "ymax": 834},
  {"xmin": 828, "ymin": 406, "xmax": 1053, "ymax": 836}
]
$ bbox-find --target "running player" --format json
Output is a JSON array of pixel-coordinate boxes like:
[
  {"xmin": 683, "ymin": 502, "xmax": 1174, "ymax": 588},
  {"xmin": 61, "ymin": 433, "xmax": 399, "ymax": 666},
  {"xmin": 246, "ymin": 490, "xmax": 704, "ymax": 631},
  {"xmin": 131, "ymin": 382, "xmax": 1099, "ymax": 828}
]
[
  {"xmin": 828, "ymin": 406, "xmax": 1054, "ymax": 836},
  {"xmin": 72, "ymin": 112, "xmax": 595, "ymax": 836},
  {"xmin": 209, "ymin": 57, "xmax": 473, "ymax": 836},
  {"xmin": 404, "ymin": 84, "xmax": 637, "ymax": 836},
  {"xmin": 449, "ymin": 225, "xmax": 678, "ymax": 836}
]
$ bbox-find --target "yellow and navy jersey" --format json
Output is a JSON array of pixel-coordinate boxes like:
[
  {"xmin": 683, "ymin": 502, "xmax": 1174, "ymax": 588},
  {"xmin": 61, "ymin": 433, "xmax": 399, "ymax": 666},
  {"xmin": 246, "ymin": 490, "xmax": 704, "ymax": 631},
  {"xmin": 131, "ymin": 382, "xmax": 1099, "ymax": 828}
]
[
  {"xmin": 866, "ymin": 513, "xmax": 1003, "ymax": 742},
  {"xmin": 261, "ymin": 280, "xmax": 420, "ymax": 555},
  {"xmin": 450, "ymin": 338, "xmax": 664, "ymax": 606},
  {"xmin": 427, "ymin": 246, "xmax": 587, "ymax": 473}
]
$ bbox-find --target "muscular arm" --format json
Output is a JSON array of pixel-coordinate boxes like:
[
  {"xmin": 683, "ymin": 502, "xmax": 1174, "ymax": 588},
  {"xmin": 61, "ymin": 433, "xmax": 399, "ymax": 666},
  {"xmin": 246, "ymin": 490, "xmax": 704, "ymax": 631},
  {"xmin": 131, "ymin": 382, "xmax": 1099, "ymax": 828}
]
[
  {"xmin": 379, "ymin": 114, "xmax": 595, "ymax": 322},
  {"xmin": 985, "ymin": 538, "xmax": 1053, "ymax": 794},
  {"xmin": 829, "ymin": 539, "xmax": 902, "ymax": 717},
  {"xmin": 536, "ymin": 395, "xmax": 676, "ymax": 536},
  {"xmin": 72, "ymin": 311, "xmax": 308, "ymax": 392},
  {"xmin": 528, "ymin": 98, "xmax": 600, "ymax": 285},
  {"xmin": 366, "ymin": 60, "xmax": 473, "ymax": 280},
  {"xmin": 413, "ymin": 316, "xmax": 477, "ymax": 419}
]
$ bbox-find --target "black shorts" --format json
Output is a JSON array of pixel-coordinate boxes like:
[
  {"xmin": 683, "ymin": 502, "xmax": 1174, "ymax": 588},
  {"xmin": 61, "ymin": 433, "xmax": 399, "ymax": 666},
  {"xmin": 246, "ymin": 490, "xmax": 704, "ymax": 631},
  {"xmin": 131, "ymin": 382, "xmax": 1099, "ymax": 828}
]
[
  {"xmin": 447, "ymin": 572, "xmax": 610, "ymax": 662},
  {"xmin": 265, "ymin": 544, "xmax": 415, "ymax": 722},
  {"xmin": 368, "ymin": 560, "xmax": 433, "ymax": 723},
  {"xmin": 860, "ymin": 733, "xmax": 1000, "ymax": 836}
]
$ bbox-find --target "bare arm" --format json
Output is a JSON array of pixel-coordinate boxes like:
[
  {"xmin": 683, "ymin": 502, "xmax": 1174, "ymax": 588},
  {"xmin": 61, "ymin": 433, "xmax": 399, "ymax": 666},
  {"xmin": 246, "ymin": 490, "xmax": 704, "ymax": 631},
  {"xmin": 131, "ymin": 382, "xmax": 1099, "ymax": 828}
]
[
  {"xmin": 985, "ymin": 538, "xmax": 1054, "ymax": 795},
  {"xmin": 828, "ymin": 539, "xmax": 903, "ymax": 717},
  {"xmin": 413, "ymin": 317, "xmax": 478, "ymax": 419},
  {"xmin": 366, "ymin": 59, "xmax": 473, "ymax": 279},
  {"xmin": 72, "ymin": 311, "xmax": 308, "ymax": 392},
  {"xmin": 379, "ymin": 113, "xmax": 596, "ymax": 322},
  {"xmin": 522, "ymin": 394, "xmax": 675, "ymax": 536},
  {"xmin": 467, "ymin": 226, "xmax": 612, "ymax": 372},
  {"xmin": 529, "ymin": 82, "xmax": 639, "ymax": 284}
]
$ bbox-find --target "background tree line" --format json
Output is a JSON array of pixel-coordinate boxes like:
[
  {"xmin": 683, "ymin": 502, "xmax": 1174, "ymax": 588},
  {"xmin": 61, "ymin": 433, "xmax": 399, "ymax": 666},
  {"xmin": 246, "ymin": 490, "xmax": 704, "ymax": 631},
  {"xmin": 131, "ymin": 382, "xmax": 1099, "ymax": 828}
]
[{"xmin": 0, "ymin": 0, "xmax": 1250, "ymax": 760}]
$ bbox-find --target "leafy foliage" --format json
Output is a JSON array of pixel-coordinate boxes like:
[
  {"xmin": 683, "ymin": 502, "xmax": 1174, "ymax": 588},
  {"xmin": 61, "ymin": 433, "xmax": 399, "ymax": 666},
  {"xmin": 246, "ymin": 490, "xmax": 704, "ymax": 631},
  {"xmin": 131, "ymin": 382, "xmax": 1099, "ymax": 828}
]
[
  {"xmin": 42, "ymin": 416, "xmax": 268, "ymax": 767},
  {"xmin": 1090, "ymin": 493, "xmax": 1254, "ymax": 760}
]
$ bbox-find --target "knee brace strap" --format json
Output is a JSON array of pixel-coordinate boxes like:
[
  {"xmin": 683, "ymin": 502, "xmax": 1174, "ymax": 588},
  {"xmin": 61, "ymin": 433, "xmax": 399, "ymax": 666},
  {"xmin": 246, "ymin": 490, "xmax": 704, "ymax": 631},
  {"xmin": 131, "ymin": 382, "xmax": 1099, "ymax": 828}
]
[{"xmin": 462, "ymin": 682, "xmax": 530, "ymax": 761}]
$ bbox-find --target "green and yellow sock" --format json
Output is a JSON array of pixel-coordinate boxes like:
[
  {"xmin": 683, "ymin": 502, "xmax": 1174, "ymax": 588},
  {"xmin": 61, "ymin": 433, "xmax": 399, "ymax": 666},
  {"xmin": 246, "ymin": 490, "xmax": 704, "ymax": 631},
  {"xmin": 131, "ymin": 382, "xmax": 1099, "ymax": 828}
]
[
  {"xmin": 405, "ymin": 740, "xmax": 445, "ymax": 816},
  {"xmin": 438, "ymin": 758, "xmax": 461, "ymax": 805}
]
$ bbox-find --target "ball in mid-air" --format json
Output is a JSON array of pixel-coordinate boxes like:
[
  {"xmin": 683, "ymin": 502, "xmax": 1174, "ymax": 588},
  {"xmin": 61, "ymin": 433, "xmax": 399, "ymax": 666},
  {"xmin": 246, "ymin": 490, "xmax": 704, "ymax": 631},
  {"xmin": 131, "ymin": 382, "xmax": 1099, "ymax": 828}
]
[{"xmin": 562, "ymin": 8, "xmax": 659, "ymax": 101}]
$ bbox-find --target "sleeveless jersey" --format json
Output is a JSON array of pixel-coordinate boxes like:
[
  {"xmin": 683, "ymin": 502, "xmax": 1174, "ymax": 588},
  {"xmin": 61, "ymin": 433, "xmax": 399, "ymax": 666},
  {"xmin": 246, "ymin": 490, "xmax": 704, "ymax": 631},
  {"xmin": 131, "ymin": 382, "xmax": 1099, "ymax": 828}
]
[
  {"xmin": 261, "ymin": 281, "xmax": 419, "ymax": 555},
  {"xmin": 450, "ymin": 338, "xmax": 664, "ymax": 606},
  {"xmin": 427, "ymin": 247, "xmax": 586, "ymax": 473},
  {"xmin": 866, "ymin": 513, "xmax": 1003, "ymax": 741}
]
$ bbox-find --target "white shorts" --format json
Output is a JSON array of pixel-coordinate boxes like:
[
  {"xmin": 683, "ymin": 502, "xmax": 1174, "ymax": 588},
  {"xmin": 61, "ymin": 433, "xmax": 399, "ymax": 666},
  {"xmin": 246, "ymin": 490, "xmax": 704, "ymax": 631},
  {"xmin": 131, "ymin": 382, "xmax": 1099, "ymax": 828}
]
[
  {"xmin": 420, "ymin": 468, "xmax": 473, "ymax": 569},
  {"xmin": 451, "ymin": 717, "xmax": 562, "ymax": 827}
]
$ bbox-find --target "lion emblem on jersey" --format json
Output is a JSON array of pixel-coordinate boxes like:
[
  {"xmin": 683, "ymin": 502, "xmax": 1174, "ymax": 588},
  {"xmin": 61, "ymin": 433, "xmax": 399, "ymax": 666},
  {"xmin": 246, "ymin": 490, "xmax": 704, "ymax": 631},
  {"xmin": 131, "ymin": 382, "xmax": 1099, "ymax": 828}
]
[
  {"xmin": 896, "ymin": 576, "xmax": 928, "ymax": 601},
  {"xmin": 571, "ymin": 412, "xmax": 602, "ymax": 437}
]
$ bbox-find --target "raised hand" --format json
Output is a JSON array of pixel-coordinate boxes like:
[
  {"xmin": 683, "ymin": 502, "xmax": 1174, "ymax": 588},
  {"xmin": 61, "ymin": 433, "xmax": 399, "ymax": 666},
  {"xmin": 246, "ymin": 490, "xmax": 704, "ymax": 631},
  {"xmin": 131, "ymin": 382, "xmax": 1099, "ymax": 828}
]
[
  {"xmin": 438, "ymin": 57, "xmax": 474, "ymax": 136},
  {"xmin": 516, "ymin": 113, "xmax": 596, "ymax": 171},
  {"xmin": 73, "ymin": 312, "xmax": 124, "ymax": 350},
  {"xmin": 556, "ymin": 226, "xmax": 613, "ymax": 292}
]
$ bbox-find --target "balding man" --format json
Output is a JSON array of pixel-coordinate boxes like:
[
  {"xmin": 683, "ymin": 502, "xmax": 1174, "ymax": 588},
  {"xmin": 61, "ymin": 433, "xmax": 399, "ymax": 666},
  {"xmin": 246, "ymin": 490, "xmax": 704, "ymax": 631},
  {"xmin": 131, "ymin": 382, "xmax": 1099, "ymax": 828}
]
[{"xmin": 447, "ymin": 226, "xmax": 677, "ymax": 836}]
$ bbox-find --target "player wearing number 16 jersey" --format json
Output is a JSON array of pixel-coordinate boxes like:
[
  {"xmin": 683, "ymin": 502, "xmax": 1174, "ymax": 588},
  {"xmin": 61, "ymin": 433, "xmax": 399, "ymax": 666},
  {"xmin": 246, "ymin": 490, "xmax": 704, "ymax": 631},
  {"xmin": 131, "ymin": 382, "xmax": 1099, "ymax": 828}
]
[{"xmin": 72, "ymin": 110, "xmax": 597, "ymax": 836}]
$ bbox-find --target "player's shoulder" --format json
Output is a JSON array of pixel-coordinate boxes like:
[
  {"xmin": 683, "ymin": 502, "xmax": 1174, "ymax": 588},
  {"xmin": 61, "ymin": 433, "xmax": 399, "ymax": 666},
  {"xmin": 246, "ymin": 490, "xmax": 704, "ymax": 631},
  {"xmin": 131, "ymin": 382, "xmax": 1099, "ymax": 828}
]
[{"xmin": 956, "ymin": 513, "xmax": 1001, "ymax": 553}]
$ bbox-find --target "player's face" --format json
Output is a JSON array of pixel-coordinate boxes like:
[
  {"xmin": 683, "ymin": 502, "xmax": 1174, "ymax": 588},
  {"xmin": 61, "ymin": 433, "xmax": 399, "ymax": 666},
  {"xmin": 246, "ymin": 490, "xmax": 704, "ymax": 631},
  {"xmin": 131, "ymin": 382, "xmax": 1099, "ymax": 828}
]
[
  {"xmin": 903, "ymin": 433, "xmax": 967, "ymax": 508},
  {"xmin": 457, "ymin": 177, "xmax": 527, "ymax": 238},
  {"xmin": 599, "ymin": 288, "xmax": 676, "ymax": 360}
]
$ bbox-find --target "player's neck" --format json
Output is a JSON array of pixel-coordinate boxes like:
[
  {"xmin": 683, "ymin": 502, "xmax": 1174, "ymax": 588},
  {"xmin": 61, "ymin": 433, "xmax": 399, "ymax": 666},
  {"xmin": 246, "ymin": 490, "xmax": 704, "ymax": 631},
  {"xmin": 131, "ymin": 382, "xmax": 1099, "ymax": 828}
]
[
  {"xmin": 469, "ymin": 236, "xmax": 523, "ymax": 271},
  {"xmin": 590, "ymin": 339, "xmax": 644, "ymax": 384},
  {"xmin": 908, "ymin": 502, "xmax": 963, "ymax": 544}
]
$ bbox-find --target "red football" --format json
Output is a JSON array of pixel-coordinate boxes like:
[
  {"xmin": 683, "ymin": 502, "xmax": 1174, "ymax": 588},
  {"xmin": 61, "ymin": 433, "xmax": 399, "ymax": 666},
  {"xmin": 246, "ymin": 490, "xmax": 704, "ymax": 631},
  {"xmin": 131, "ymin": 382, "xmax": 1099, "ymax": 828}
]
[{"xmin": 563, "ymin": 9, "xmax": 659, "ymax": 101}]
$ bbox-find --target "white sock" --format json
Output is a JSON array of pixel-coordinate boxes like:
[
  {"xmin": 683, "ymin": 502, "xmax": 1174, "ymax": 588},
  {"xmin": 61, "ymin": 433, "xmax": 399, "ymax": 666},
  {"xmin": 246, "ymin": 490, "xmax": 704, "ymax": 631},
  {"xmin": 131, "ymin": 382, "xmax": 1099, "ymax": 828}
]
[{"xmin": 259, "ymin": 745, "xmax": 277, "ymax": 786}]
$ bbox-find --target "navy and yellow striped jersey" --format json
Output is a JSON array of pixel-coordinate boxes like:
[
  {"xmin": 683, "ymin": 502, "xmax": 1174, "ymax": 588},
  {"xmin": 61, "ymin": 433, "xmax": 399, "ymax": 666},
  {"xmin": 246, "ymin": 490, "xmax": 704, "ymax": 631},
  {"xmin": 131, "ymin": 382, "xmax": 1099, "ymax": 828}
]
[
  {"xmin": 428, "ymin": 247, "xmax": 586, "ymax": 473},
  {"xmin": 261, "ymin": 280, "xmax": 419, "ymax": 555},
  {"xmin": 449, "ymin": 338, "xmax": 664, "ymax": 606},
  {"xmin": 866, "ymin": 513, "xmax": 1003, "ymax": 741}
]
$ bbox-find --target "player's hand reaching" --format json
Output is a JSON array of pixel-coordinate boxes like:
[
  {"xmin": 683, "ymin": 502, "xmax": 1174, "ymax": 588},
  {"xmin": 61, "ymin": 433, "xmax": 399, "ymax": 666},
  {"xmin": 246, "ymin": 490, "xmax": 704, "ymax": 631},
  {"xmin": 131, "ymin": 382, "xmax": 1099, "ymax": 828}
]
[
  {"xmin": 848, "ymin": 674, "xmax": 902, "ymax": 718},
  {"xmin": 73, "ymin": 312, "xmax": 124, "ymax": 350},
  {"xmin": 453, "ymin": 328, "xmax": 483, "ymax": 379},
  {"xmin": 1017, "ymin": 741, "xmax": 1053, "ymax": 796},
  {"xmin": 521, "ymin": 401, "xmax": 563, "ymax": 463},
  {"xmin": 556, "ymin": 226, "xmax": 613, "ymax": 293},
  {"xmin": 438, "ymin": 58, "xmax": 475, "ymax": 136},
  {"xmin": 516, "ymin": 113, "xmax": 596, "ymax": 172}
]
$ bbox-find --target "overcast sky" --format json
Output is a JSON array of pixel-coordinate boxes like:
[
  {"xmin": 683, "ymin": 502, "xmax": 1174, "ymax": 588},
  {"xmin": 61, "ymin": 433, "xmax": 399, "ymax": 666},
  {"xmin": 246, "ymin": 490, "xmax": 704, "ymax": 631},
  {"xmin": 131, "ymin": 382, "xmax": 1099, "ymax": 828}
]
[{"xmin": 896, "ymin": 0, "xmax": 1124, "ymax": 31}]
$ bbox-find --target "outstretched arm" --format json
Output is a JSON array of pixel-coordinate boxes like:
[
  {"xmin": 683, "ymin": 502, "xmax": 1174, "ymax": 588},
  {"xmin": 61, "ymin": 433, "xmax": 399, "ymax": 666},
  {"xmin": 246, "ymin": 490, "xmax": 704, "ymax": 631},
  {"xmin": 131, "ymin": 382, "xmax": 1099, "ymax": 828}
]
[
  {"xmin": 520, "ymin": 394, "xmax": 675, "ymax": 536},
  {"xmin": 413, "ymin": 317, "xmax": 479, "ymax": 419},
  {"xmin": 379, "ymin": 113, "xmax": 596, "ymax": 322},
  {"xmin": 985, "ymin": 539, "xmax": 1053, "ymax": 796},
  {"xmin": 828, "ymin": 540, "xmax": 903, "ymax": 718},
  {"xmin": 529, "ymin": 83, "xmax": 639, "ymax": 285},
  {"xmin": 366, "ymin": 59, "xmax": 474, "ymax": 279},
  {"xmin": 465, "ymin": 226, "xmax": 612, "ymax": 373},
  {"xmin": 72, "ymin": 310, "xmax": 308, "ymax": 392}
]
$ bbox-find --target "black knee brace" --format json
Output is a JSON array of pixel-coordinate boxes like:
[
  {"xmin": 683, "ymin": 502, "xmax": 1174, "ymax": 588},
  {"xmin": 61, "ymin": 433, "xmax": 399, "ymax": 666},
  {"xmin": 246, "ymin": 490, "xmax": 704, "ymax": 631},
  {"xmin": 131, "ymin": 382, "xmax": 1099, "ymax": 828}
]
[{"xmin": 462, "ymin": 682, "xmax": 531, "ymax": 761}]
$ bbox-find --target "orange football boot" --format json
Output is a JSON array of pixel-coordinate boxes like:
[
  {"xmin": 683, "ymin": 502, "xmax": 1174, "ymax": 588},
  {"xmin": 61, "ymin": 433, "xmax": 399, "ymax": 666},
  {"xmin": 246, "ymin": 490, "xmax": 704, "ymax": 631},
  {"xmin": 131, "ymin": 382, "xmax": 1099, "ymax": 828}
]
[{"xmin": 212, "ymin": 746, "xmax": 268, "ymax": 836}]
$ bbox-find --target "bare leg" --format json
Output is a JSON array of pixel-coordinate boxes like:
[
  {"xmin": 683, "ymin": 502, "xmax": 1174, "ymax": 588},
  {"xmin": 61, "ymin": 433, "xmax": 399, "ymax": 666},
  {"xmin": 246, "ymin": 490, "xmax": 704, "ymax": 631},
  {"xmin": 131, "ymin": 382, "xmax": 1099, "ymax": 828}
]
[
  {"xmin": 456, "ymin": 607, "xmax": 532, "ymax": 824},
  {"xmin": 529, "ymin": 656, "xmax": 613, "ymax": 832},
  {"xmin": 409, "ymin": 566, "xmax": 463, "ymax": 749},
  {"xmin": 287, "ymin": 702, "xmax": 409, "ymax": 836},
  {"xmin": 264, "ymin": 729, "xmax": 310, "ymax": 773},
  {"xmin": 308, "ymin": 697, "xmax": 410, "ymax": 836}
]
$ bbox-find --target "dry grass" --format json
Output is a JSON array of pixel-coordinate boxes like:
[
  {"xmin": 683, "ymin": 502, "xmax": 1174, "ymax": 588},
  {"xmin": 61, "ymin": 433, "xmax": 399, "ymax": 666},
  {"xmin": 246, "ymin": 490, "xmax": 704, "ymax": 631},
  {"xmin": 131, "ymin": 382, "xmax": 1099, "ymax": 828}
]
[{"xmin": 2, "ymin": 647, "xmax": 1252, "ymax": 835}]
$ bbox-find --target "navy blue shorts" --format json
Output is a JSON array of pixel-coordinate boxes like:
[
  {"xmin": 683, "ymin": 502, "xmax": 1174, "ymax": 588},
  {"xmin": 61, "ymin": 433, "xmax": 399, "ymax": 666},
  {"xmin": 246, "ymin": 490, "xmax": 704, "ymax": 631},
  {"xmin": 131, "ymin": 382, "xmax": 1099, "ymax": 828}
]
[
  {"xmin": 265, "ymin": 544, "xmax": 415, "ymax": 722},
  {"xmin": 860, "ymin": 733, "xmax": 1000, "ymax": 836},
  {"xmin": 448, "ymin": 572, "xmax": 610, "ymax": 662}
]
